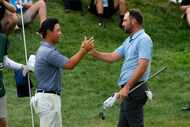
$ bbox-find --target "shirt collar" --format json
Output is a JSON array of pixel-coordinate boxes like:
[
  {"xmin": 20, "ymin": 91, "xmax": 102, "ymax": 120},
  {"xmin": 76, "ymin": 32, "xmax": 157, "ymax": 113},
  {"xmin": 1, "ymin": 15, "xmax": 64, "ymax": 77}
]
[
  {"xmin": 41, "ymin": 41, "xmax": 55, "ymax": 49},
  {"xmin": 129, "ymin": 29, "xmax": 144, "ymax": 41}
]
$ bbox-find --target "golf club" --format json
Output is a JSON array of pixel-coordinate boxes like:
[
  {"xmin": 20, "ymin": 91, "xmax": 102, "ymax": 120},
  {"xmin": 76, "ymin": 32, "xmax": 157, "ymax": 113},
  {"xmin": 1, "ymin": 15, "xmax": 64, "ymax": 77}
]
[{"xmin": 99, "ymin": 66, "xmax": 167, "ymax": 120}]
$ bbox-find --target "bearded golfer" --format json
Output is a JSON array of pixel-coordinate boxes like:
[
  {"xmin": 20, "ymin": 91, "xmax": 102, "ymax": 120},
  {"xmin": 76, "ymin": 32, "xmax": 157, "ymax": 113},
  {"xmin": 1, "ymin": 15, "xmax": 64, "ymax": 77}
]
[{"xmin": 90, "ymin": 9, "xmax": 153, "ymax": 127}]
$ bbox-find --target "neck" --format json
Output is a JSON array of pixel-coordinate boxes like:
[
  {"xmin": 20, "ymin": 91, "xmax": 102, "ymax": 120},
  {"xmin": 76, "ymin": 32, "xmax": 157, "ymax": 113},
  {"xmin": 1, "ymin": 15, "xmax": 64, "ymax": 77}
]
[
  {"xmin": 44, "ymin": 37, "xmax": 54, "ymax": 45},
  {"xmin": 130, "ymin": 25, "xmax": 142, "ymax": 35}
]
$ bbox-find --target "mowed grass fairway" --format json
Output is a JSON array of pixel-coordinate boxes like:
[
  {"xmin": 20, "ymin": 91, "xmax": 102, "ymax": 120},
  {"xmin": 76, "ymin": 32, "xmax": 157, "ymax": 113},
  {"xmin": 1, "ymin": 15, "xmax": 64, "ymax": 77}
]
[{"xmin": 3, "ymin": 0, "xmax": 190, "ymax": 127}]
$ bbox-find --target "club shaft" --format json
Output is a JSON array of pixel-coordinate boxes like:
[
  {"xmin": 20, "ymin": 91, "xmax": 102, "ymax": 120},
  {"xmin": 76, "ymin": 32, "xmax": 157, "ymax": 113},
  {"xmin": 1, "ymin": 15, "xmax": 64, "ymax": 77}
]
[{"xmin": 129, "ymin": 66, "xmax": 167, "ymax": 94}]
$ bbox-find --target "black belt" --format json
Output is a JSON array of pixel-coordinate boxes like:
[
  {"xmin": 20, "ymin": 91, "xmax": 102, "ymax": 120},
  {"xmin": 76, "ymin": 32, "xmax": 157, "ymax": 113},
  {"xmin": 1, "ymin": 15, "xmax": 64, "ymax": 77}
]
[{"xmin": 37, "ymin": 89, "xmax": 61, "ymax": 96}]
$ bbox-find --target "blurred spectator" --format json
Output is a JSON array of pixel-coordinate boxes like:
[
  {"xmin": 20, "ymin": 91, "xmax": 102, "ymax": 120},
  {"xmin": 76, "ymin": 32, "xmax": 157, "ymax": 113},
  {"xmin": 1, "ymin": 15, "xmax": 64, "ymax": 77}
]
[
  {"xmin": 89, "ymin": 0, "xmax": 127, "ymax": 27},
  {"xmin": 64, "ymin": 0, "xmax": 82, "ymax": 13},
  {"xmin": 180, "ymin": 0, "xmax": 190, "ymax": 27},
  {"xmin": 10, "ymin": 0, "xmax": 47, "ymax": 28},
  {"xmin": 0, "ymin": 0, "xmax": 17, "ymax": 34}
]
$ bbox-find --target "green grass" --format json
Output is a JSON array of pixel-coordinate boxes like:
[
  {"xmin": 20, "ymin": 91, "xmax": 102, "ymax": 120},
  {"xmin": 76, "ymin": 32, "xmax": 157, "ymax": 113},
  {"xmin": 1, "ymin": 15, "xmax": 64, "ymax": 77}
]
[{"xmin": 3, "ymin": 0, "xmax": 190, "ymax": 127}]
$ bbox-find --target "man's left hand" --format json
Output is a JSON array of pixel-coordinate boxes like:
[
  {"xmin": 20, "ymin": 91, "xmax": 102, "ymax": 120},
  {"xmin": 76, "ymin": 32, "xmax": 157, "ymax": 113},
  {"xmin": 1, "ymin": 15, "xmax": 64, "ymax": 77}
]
[{"xmin": 22, "ymin": 65, "xmax": 30, "ymax": 76}]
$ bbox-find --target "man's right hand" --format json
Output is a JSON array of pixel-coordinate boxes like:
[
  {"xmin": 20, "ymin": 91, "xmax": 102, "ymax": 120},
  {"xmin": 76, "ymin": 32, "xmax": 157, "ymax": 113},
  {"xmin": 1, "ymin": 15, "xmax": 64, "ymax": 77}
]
[{"xmin": 81, "ymin": 36, "xmax": 94, "ymax": 52}]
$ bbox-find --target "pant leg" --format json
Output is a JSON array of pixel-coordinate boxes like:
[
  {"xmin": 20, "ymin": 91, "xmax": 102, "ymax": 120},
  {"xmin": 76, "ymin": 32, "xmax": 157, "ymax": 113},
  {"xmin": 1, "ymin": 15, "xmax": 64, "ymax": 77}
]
[
  {"xmin": 117, "ymin": 83, "xmax": 148, "ymax": 127},
  {"xmin": 126, "ymin": 104, "xmax": 145, "ymax": 127},
  {"xmin": 36, "ymin": 93, "xmax": 62, "ymax": 127},
  {"xmin": 56, "ymin": 95, "xmax": 62, "ymax": 127},
  {"xmin": 117, "ymin": 108, "xmax": 129, "ymax": 127},
  {"xmin": 89, "ymin": 0, "xmax": 98, "ymax": 15}
]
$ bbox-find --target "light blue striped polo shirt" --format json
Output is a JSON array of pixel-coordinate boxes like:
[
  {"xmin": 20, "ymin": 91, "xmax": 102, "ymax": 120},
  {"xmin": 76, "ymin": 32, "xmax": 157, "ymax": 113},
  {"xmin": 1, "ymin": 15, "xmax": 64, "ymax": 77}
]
[{"xmin": 115, "ymin": 29, "xmax": 153, "ymax": 86}]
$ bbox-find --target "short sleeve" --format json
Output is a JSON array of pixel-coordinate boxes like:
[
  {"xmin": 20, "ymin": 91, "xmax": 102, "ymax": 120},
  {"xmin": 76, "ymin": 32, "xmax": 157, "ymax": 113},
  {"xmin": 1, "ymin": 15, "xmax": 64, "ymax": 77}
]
[
  {"xmin": 46, "ymin": 49, "xmax": 69, "ymax": 68},
  {"xmin": 115, "ymin": 45, "xmax": 124, "ymax": 58},
  {"xmin": 138, "ymin": 37, "xmax": 153, "ymax": 60}
]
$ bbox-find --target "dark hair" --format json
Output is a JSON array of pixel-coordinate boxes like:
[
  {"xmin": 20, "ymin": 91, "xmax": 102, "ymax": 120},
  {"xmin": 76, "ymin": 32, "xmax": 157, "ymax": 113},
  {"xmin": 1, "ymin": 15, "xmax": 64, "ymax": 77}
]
[
  {"xmin": 129, "ymin": 9, "xmax": 143, "ymax": 25},
  {"xmin": 39, "ymin": 18, "xmax": 59, "ymax": 38}
]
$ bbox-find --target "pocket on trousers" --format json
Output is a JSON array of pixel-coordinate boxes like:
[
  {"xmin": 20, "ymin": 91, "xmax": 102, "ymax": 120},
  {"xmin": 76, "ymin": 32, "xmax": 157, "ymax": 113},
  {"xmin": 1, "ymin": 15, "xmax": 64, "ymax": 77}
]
[
  {"xmin": 129, "ymin": 84, "xmax": 148, "ymax": 105},
  {"xmin": 37, "ymin": 95, "xmax": 54, "ymax": 113}
]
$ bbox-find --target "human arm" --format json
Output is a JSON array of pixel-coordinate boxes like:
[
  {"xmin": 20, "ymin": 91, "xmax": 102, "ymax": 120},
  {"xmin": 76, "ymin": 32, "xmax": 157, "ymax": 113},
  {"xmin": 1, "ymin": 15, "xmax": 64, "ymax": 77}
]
[
  {"xmin": 90, "ymin": 40, "xmax": 126, "ymax": 63},
  {"xmin": 117, "ymin": 59, "xmax": 149, "ymax": 102},
  {"xmin": 64, "ymin": 37, "xmax": 94, "ymax": 69},
  {"xmin": 3, "ymin": 55, "xmax": 24, "ymax": 70},
  {"xmin": 90, "ymin": 49, "xmax": 121, "ymax": 63},
  {"xmin": 117, "ymin": 37, "xmax": 153, "ymax": 102},
  {"xmin": 46, "ymin": 37, "xmax": 94, "ymax": 70},
  {"xmin": 4, "ymin": 56, "xmax": 29, "ymax": 76}
]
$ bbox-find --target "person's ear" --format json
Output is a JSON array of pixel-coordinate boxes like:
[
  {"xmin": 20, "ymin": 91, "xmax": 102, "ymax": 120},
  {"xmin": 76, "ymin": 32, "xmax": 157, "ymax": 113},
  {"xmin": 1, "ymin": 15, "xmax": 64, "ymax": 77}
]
[
  {"xmin": 45, "ymin": 30, "xmax": 51, "ymax": 37},
  {"xmin": 131, "ymin": 18, "xmax": 136, "ymax": 26},
  {"xmin": 46, "ymin": 29, "xmax": 51, "ymax": 35}
]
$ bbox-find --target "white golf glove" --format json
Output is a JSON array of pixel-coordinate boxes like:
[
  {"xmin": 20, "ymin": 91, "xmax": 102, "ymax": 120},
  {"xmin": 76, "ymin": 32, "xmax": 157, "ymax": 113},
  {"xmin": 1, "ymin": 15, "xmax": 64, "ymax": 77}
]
[
  {"xmin": 27, "ymin": 55, "xmax": 36, "ymax": 72},
  {"xmin": 103, "ymin": 93, "xmax": 118, "ymax": 109},
  {"xmin": 145, "ymin": 90, "xmax": 153, "ymax": 101},
  {"xmin": 22, "ymin": 65, "xmax": 30, "ymax": 76}
]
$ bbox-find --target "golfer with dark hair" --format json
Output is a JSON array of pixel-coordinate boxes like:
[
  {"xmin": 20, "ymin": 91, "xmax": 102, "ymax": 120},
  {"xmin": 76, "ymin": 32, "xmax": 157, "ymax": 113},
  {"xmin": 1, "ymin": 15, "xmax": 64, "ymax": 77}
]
[
  {"xmin": 31, "ymin": 18, "xmax": 94, "ymax": 127},
  {"xmin": 90, "ymin": 9, "xmax": 153, "ymax": 127}
]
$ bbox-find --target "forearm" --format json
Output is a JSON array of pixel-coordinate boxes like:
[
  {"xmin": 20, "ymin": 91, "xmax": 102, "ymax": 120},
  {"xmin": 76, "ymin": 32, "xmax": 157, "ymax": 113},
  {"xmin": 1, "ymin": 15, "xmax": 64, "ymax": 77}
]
[
  {"xmin": 4, "ymin": 56, "xmax": 23, "ymax": 70},
  {"xmin": 64, "ymin": 49, "xmax": 87, "ymax": 69},
  {"xmin": 117, "ymin": 59, "xmax": 149, "ymax": 101},
  {"xmin": 3, "ymin": 0, "xmax": 16, "ymax": 13},
  {"xmin": 91, "ymin": 49, "xmax": 116, "ymax": 63}
]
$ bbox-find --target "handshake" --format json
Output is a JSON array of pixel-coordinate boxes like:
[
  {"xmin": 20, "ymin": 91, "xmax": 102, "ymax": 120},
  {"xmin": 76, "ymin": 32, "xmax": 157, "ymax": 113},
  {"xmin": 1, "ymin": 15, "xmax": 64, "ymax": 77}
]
[{"xmin": 80, "ymin": 36, "xmax": 95, "ymax": 53}]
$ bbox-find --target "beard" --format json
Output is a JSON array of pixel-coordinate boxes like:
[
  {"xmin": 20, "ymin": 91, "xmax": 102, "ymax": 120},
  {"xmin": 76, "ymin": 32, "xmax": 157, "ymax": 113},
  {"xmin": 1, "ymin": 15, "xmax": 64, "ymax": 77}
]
[
  {"xmin": 123, "ymin": 26, "xmax": 132, "ymax": 34},
  {"xmin": 123, "ymin": 22, "xmax": 132, "ymax": 34}
]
